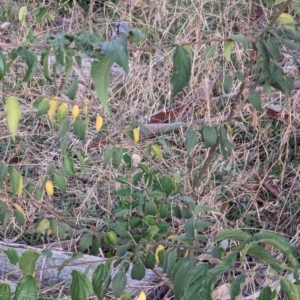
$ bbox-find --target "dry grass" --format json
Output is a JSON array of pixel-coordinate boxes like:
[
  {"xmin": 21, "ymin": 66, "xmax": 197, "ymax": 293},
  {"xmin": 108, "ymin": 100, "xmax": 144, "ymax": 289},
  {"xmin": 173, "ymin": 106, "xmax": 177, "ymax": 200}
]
[{"xmin": 0, "ymin": 0, "xmax": 300, "ymax": 299}]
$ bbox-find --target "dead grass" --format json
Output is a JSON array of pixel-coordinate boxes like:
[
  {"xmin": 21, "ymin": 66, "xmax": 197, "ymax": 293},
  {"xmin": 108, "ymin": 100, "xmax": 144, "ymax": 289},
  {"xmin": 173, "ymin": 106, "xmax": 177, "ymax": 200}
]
[{"xmin": 0, "ymin": 0, "xmax": 300, "ymax": 299}]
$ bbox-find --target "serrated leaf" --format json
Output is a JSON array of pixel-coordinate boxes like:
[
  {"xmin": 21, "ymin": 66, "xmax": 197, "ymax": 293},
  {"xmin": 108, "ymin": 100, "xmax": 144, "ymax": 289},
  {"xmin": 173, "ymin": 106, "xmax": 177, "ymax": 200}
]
[
  {"xmin": 103, "ymin": 147, "xmax": 113, "ymax": 166},
  {"xmin": 202, "ymin": 125, "xmax": 218, "ymax": 147},
  {"xmin": 160, "ymin": 176, "xmax": 173, "ymax": 196},
  {"xmin": 278, "ymin": 13, "xmax": 295, "ymax": 30},
  {"xmin": 91, "ymin": 55, "xmax": 113, "ymax": 114},
  {"xmin": 229, "ymin": 34, "xmax": 248, "ymax": 50},
  {"xmin": 230, "ymin": 274, "xmax": 246, "ymax": 300},
  {"xmin": 53, "ymin": 172, "xmax": 67, "ymax": 193},
  {"xmin": 50, "ymin": 34, "xmax": 65, "ymax": 66},
  {"xmin": 263, "ymin": 36, "xmax": 281, "ymax": 60},
  {"xmin": 33, "ymin": 5, "xmax": 50, "ymax": 23},
  {"xmin": 185, "ymin": 127, "xmax": 198, "ymax": 156},
  {"xmin": 36, "ymin": 98, "xmax": 50, "ymax": 117},
  {"xmin": 36, "ymin": 218, "xmax": 50, "ymax": 234},
  {"xmin": 16, "ymin": 47, "xmax": 37, "ymax": 82},
  {"xmin": 14, "ymin": 275, "xmax": 38, "ymax": 300},
  {"xmin": 112, "ymin": 271, "xmax": 127, "ymax": 298},
  {"xmin": 0, "ymin": 283, "xmax": 11, "ymax": 300},
  {"xmin": 100, "ymin": 35, "xmax": 129, "ymax": 75},
  {"xmin": 0, "ymin": 50, "xmax": 7, "ymax": 80},
  {"xmin": 8, "ymin": 168, "xmax": 21, "ymax": 196},
  {"xmin": 1, "ymin": 248, "xmax": 19, "ymax": 265},
  {"xmin": 247, "ymin": 91, "xmax": 263, "ymax": 112},
  {"xmin": 271, "ymin": 76, "xmax": 294, "ymax": 96},
  {"xmin": 214, "ymin": 229, "xmax": 250, "ymax": 243},
  {"xmin": 92, "ymin": 264, "xmax": 110, "ymax": 300},
  {"xmin": 67, "ymin": 77, "xmax": 78, "ymax": 100},
  {"xmin": 70, "ymin": 270, "xmax": 93, "ymax": 300},
  {"xmin": 19, "ymin": 250, "xmax": 40, "ymax": 276},
  {"xmin": 56, "ymin": 118, "xmax": 70, "ymax": 139},
  {"xmin": 79, "ymin": 233, "xmax": 93, "ymax": 252},
  {"xmin": 162, "ymin": 249, "xmax": 178, "ymax": 278},
  {"xmin": 258, "ymin": 286, "xmax": 277, "ymax": 300},
  {"xmin": 131, "ymin": 262, "xmax": 146, "ymax": 280},
  {"xmin": 224, "ymin": 40, "xmax": 234, "ymax": 61},
  {"xmin": 4, "ymin": 96, "xmax": 22, "ymax": 139},
  {"xmin": 170, "ymin": 45, "xmax": 191, "ymax": 97},
  {"xmin": 280, "ymin": 279, "xmax": 299, "ymax": 300},
  {"xmin": 112, "ymin": 147, "xmax": 123, "ymax": 167}
]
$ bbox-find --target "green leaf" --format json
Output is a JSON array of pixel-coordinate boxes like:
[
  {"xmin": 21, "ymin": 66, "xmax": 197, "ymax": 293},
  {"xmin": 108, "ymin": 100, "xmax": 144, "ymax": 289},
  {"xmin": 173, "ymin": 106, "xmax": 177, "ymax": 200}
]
[
  {"xmin": 67, "ymin": 77, "xmax": 78, "ymax": 100},
  {"xmin": 1, "ymin": 248, "xmax": 19, "ymax": 265},
  {"xmin": 79, "ymin": 233, "xmax": 93, "ymax": 252},
  {"xmin": 19, "ymin": 250, "xmax": 40, "ymax": 276},
  {"xmin": 56, "ymin": 118, "xmax": 70, "ymax": 139},
  {"xmin": 14, "ymin": 275, "xmax": 38, "ymax": 300},
  {"xmin": 185, "ymin": 127, "xmax": 198, "ymax": 156},
  {"xmin": 230, "ymin": 274, "xmax": 246, "ymax": 300},
  {"xmin": 53, "ymin": 172, "xmax": 67, "ymax": 193},
  {"xmin": 92, "ymin": 264, "xmax": 110, "ymax": 300},
  {"xmin": 0, "ymin": 163, "xmax": 8, "ymax": 182},
  {"xmin": 247, "ymin": 91, "xmax": 263, "ymax": 112},
  {"xmin": 100, "ymin": 35, "xmax": 129, "ymax": 75},
  {"xmin": 202, "ymin": 125, "xmax": 218, "ymax": 147},
  {"xmin": 57, "ymin": 252, "xmax": 83, "ymax": 274},
  {"xmin": 75, "ymin": 150, "xmax": 86, "ymax": 176},
  {"xmin": 18, "ymin": 6, "xmax": 27, "ymax": 27},
  {"xmin": 229, "ymin": 34, "xmax": 248, "ymax": 50},
  {"xmin": 185, "ymin": 217, "xmax": 195, "ymax": 239},
  {"xmin": 34, "ymin": 186, "xmax": 43, "ymax": 200},
  {"xmin": 0, "ymin": 50, "xmax": 7, "ymax": 80},
  {"xmin": 0, "ymin": 283, "xmax": 11, "ymax": 300},
  {"xmin": 160, "ymin": 176, "xmax": 173, "ymax": 196},
  {"xmin": 112, "ymin": 147, "xmax": 123, "ymax": 167},
  {"xmin": 204, "ymin": 44, "xmax": 217, "ymax": 61},
  {"xmin": 50, "ymin": 219, "xmax": 57, "ymax": 235},
  {"xmin": 62, "ymin": 153, "xmax": 76, "ymax": 176},
  {"xmin": 145, "ymin": 201, "xmax": 156, "ymax": 216},
  {"xmin": 224, "ymin": 40, "xmax": 234, "ymax": 62},
  {"xmin": 131, "ymin": 261, "xmax": 146, "ymax": 280},
  {"xmin": 184, "ymin": 263, "xmax": 213, "ymax": 300},
  {"xmin": 70, "ymin": 270, "xmax": 93, "ymax": 300},
  {"xmin": 128, "ymin": 28, "xmax": 146, "ymax": 45},
  {"xmin": 112, "ymin": 271, "xmax": 127, "ymax": 298},
  {"xmin": 258, "ymin": 286, "xmax": 277, "ymax": 300},
  {"xmin": 91, "ymin": 55, "xmax": 114, "ymax": 114},
  {"xmin": 280, "ymin": 279, "xmax": 300, "ymax": 300},
  {"xmin": 50, "ymin": 34, "xmax": 66, "ymax": 66},
  {"xmin": 0, "ymin": 210, "xmax": 11, "ymax": 228},
  {"xmin": 271, "ymin": 76, "xmax": 294, "ymax": 96},
  {"xmin": 170, "ymin": 45, "xmax": 191, "ymax": 97},
  {"xmin": 74, "ymin": 32, "xmax": 102, "ymax": 55},
  {"xmin": 33, "ymin": 6, "xmax": 50, "ymax": 23},
  {"xmin": 103, "ymin": 147, "xmax": 113, "ymax": 166},
  {"xmin": 114, "ymin": 221, "xmax": 129, "ymax": 238},
  {"xmin": 162, "ymin": 249, "xmax": 178, "ymax": 278},
  {"xmin": 14, "ymin": 210, "xmax": 25, "ymax": 226},
  {"xmin": 73, "ymin": 118, "xmax": 86, "ymax": 140},
  {"xmin": 214, "ymin": 229, "xmax": 250, "ymax": 243},
  {"xmin": 263, "ymin": 36, "xmax": 281, "ymax": 60},
  {"xmin": 173, "ymin": 258, "xmax": 197, "ymax": 300},
  {"xmin": 16, "ymin": 47, "xmax": 37, "ymax": 82},
  {"xmin": 144, "ymin": 252, "xmax": 156, "ymax": 269},
  {"xmin": 4, "ymin": 96, "xmax": 22, "ymax": 139},
  {"xmin": 8, "ymin": 168, "xmax": 21, "ymax": 196}
]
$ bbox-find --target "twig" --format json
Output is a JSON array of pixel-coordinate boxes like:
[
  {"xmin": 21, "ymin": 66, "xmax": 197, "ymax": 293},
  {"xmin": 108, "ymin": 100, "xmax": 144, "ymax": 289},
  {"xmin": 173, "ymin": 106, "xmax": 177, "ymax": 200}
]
[{"xmin": 152, "ymin": 267, "xmax": 174, "ymax": 290}]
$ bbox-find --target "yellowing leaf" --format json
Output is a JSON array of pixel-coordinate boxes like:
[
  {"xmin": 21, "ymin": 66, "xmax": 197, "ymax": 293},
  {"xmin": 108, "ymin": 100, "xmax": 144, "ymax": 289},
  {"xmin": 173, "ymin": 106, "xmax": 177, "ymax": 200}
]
[
  {"xmin": 17, "ymin": 175, "xmax": 23, "ymax": 197},
  {"xmin": 4, "ymin": 96, "xmax": 22, "ymax": 140},
  {"xmin": 18, "ymin": 6, "xmax": 27, "ymax": 26},
  {"xmin": 278, "ymin": 13, "xmax": 295, "ymax": 30},
  {"xmin": 155, "ymin": 244, "xmax": 164, "ymax": 263},
  {"xmin": 13, "ymin": 203, "xmax": 26, "ymax": 219},
  {"xmin": 224, "ymin": 40, "xmax": 234, "ymax": 62},
  {"xmin": 47, "ymin": 97, "xmax": 59, "ymax": 121},
  {"xmin": 72, "ymin": 104, "xmax": 80, "ymax": 121},
  {"xmin": 45, "ymin": 180, "xmax": 54, "ymax": 196},
  {"xmin": 152, "ymin": 144, "xmax": 162, "ymax": 160},
  {"xmin": 57, "ymin": 103, "xmax": 68, "ymax": 124},
  {"xmin": 133, "ymin": 127, "xmax": 140, "ymax": 143},
  {"xmin": 36, "ymin": 218, "xmax": 50, "ymax": 234},
  {"xmin": 137, "ymin": 291, "xmax": 146, "ymax": 300},
  {"xmin": 47, "ymin": 228, "xmax": 52, "ymax": 235},
  {"xmin": 95, "ymin": 114, "xmax": 103, "ymax": 132},
  {"xmin": 83, "ymin": 98, "xmax": 89, "ymax": 117}
]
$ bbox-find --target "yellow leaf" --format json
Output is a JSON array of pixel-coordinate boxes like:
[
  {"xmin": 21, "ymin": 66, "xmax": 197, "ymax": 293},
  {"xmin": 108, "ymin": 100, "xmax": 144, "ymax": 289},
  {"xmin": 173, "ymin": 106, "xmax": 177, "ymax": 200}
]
[
  {"xmin": 36, "ymin": 218, "xmax": 50, "ymax": 234},
  {"xmin": 133, "ymin": 127, "xmax": 140, "ymax": 143},
  {"xmin": 224, "ymin": 40, "xmax": 234, "ymax": 62},
  {"xmin": 45, "ymin": 180, "xmax": 54, "ymax": 196},
  {"xmin": 95, "ymin": 114, "xmax": 103, "ymax": 132},
  {"xmin": 46, "ymin": 228, "xmax": 52, "ymax": 235},
  {"xmin": 136, "ymin": 291, "xmax": 147, "ymax": 300},
  {"xmin": 47, "ymin": 97, "xmax": 59, "ymax": 121},
  {"xmin": 152, "ymin": 144, "xmax": 162, "ymax": 160},
  {"xmin": 278, "ymin": 13, "xmax": 295, "ymax": 30},
  {"xmin": 13, "ymin": 203, "xmax": 26, "ymax": 219},
  {"xmin": 57, "ymin": 103, "xmax": 68, "ymax": 124},
  {"xmin": 4, "ymin": 96, "xmax": 22, "ymax": 140},
  {"xmin": 83, "ymin": 98, "xmax": 89, "ymax": 117},
  {"xmin": 155, "ymin": 244, "xmax": 165, "ymax": 263},
  {"xmin": 17, "ymin": 175, "xmax": 23, "ymax": 197},
  {"xmin": 72, "ymin": 105, "xmax": 80, "ymax": 121}
]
